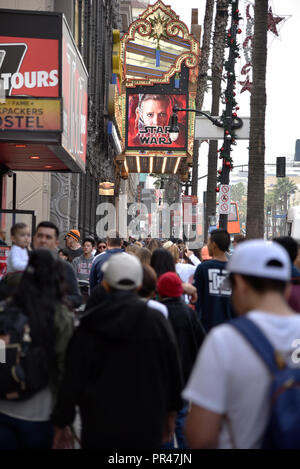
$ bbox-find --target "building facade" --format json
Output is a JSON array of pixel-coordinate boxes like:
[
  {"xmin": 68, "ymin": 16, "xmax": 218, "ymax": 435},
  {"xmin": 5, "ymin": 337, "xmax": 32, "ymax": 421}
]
[{"xmin": 1, "ymin": 0, "xmax": 130, "ymax": 243}]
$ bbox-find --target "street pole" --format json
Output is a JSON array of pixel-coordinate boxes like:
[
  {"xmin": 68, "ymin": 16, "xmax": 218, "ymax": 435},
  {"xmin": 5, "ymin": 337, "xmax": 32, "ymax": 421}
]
[{"xmin": 219, "ymin": 0, "xmax": 240, "ymax": 230}]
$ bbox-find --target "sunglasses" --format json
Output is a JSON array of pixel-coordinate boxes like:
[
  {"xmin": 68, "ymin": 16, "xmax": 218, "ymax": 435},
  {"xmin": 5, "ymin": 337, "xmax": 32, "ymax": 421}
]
[{"xmin": 98, "ymin": 245, "xmax": 106, "ymax": 249}]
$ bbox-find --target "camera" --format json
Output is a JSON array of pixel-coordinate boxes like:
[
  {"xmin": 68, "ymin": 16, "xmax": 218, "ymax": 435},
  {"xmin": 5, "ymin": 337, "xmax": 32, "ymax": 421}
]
[{"xmin": 7, "ymin": 170, "xmax": 13, "ymax": 178}]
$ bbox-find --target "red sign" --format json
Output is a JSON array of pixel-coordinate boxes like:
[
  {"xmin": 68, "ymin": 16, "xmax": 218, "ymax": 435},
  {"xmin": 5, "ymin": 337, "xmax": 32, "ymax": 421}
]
[
  {"xmin": 61, "ymin": 21, "xmax": 88, "ymax": 166},
  {"xmin": 0, "ymin": 36, "xmax": 59, "ymax": 97},
  {"xmin": 0, "ymin": 246, "xmax": 10, "ymax": 280},
  {"xmin": 220, "ymin": 194, "xmax": 229, "ymax": 203},
  {"xmin": 126, "ymin": 93, "xmax": 187, "ymax": 150}
]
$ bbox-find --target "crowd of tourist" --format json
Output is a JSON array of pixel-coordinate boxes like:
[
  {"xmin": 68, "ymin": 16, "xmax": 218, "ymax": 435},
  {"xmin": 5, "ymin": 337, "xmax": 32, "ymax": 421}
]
[{"xmin": 0, "ymin": 222, "xmax": 300, "ymax": 449}]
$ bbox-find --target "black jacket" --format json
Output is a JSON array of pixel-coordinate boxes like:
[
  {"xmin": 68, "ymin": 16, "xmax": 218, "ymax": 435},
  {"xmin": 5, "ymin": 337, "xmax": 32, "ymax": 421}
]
[
  {"xmin": 52, "ymin": 291, "xmax": 183, "ymax": 449},
  {"xmin": 85, "ymin": 284, "xmax": 108, "ymax": 311},
  {"xmin": 0, "ymin": 257, "xmax": 81, "ymax": 309},
  {"xmin": 161, "ymin": 298, "xmax": 205, "ymax": 385}
]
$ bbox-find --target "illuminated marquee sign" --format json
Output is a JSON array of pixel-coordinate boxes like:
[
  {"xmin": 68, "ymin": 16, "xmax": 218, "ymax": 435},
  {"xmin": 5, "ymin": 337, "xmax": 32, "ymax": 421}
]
[
  {"xmin": 115, "ymin": 0, "xmax": 200, "ymax": 175},
  {"xmin": 0, "ymin": 97, "xmax": 61, "ymax": 131}
]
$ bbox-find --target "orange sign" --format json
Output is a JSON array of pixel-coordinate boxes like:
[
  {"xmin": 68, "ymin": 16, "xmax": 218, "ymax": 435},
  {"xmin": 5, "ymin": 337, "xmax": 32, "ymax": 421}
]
[{"xmin": 0, "ymin": 98, "xmax": 61, "ymax": 131}]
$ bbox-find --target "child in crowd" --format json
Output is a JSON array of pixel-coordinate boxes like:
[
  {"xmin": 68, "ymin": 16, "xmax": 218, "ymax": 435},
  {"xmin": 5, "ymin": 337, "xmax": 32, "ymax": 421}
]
[{"xmin": 7, "ymin": 223, "xmax": 31, "ymax": 273}]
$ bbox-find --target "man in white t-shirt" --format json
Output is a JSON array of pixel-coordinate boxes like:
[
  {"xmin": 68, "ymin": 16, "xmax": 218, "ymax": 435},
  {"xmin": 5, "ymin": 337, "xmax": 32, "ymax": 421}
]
[{"xmin": 183, "ymin": 239, "xmax": 300, "ymax": 449}]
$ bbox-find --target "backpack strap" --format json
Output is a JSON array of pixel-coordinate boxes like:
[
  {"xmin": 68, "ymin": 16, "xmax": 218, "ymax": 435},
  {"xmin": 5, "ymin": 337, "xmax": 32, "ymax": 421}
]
[{"xmin": 230, "ymin": 317, "xmax": 279, "ymax": 374}]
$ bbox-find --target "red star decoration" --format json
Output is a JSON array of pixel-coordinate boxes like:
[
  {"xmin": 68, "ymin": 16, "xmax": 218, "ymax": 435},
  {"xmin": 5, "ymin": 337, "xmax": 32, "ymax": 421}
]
[
  {"xmin": 239, "ymin": 77, "xmax": 252, "ymax": 94},
  {"xmin": 268, "ymin": 6, "xmax": 284, "ymax": 37}
]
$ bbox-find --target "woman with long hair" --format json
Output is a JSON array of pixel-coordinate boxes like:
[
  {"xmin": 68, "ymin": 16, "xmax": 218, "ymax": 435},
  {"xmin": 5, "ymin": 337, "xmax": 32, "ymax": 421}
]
[
  {"xmin": 148, "ymin": 239, "xmax": 161, "ymax": 254},
  {"xmin": 150, "ymin": 248, "xmax": 176, "ymax": 279},
  {"xmin": 0, "ymin": 249, "xmax": 73, "ymax": 449},
  {"xmin": 167, "ymin": 244, "xmax": 197, "ymax": 284}
]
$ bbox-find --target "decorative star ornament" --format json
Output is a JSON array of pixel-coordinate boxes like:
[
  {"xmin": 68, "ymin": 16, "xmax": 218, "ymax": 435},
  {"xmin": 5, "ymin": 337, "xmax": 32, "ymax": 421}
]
[
  {"xmin": 268, "ymin": 6, "xmax": 283, "ymax": 36},
  {"xmin": 149, "ymin": 14, "xmax": 169, "ymax": 43},
  {"xmin": 239, "ymin": 77, "xmax": 252, "ymax": 94},
  {"xmin": 267, "ymin": 6, "xmax": 290, "ymax": 39}
]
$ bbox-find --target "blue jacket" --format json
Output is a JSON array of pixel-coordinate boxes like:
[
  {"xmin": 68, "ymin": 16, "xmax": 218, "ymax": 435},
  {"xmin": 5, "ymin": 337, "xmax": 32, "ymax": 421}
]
[{"xmin": 89, "ymin": 248, "xmax": 123, "ymax": 290}]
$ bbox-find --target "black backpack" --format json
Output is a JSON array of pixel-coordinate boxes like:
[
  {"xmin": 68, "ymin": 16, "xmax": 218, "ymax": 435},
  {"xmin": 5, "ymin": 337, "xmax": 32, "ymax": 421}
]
[{"xmin": 0, "ymin": 301, "xmax": 50, "ymax": 400}]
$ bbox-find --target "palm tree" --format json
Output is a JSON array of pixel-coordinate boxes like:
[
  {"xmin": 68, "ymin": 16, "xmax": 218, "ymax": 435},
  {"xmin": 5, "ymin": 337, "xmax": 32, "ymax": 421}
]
[
  {"xmin": 273, "ymin": 177, "xmax": 298, "ymax": 213},
  {"xmin": 246, "ymin": 0, "xmax": 268, "ymax": 239},
  {"xmin": 231, "ymin": 182, "xmax": 246, "ymax": 203},
  {"xmin": 264, "ymin": 179, "xmax": 297, "ymax": 238},
  {"xmin": 265, "ymin": 191, "xmax": 277, "ymax": 238},
  {"xmin": 191, "ymin": 0, "xmax": 215, "ymax": 197},
  {"xmin": 204, "ymin": 0, "xmax": 230, "ymax": 241}
]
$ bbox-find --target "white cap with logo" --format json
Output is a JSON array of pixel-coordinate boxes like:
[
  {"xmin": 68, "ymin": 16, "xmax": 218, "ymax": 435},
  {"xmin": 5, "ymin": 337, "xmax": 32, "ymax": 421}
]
[
  {"xmin": 227, "ymin": 240, "xmax": 291, "ymax": 281},
  {"xmin": 101, "ymin": 252, "xmax": 143, "ymax": 290}
]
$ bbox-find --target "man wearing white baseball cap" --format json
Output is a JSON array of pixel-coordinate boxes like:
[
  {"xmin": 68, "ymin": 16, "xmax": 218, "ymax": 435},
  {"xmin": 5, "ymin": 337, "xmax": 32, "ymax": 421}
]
[
  {"xmin": 183, "ymin": 240, "xmax": 300, "ymax": 449},
  {"xmin": 52, "ymin": 253, "xmax": 183, "ymax": 449}
]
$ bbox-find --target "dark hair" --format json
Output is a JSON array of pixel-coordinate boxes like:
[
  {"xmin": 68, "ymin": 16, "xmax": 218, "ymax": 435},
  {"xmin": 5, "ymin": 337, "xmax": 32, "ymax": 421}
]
[
  {"xmin": 139, "ymin": 265, "xmax": 157, "ymax": 298},
  {"xmin": 150, "ymin": 248, "xmax": 175, "ymax": 278},
  {"xmin": 13, "ymin": 249, "xmax": 67, "ymax": 359},
  {"xmin": 230, "ymin": 273, "xmax": 286, "ymax": 294},
  {"xmin": 135, "ymin": 247, "xmax": 152, "ymax": 265},
  {"xmin": 183, "ymin": 248, "xmax": 201, "ymax": 265},
  {"xmin": 274, "ymin": 236, "xmax": 298, "ymax": 263},
  {"xmin": 11, "ymin": 222, "xmax": 28, "ymax": 237},
  {"xmin": 83, "ymin": 237, "xmax": 95, "ymax": 247},
  {"xmin": 36, "ymin": 221, "xmax": 59, "ymax": 239},
  {"xmin": 97, "ymin": 239, "xmax": 107, "ymax": 246},
  {"xmin": 210, "ymin": 229, "xmax": 230, "ymax": 252},
  {"xmin": 107, "ymin": 235, "xmax": 122, "ymax": 247}
]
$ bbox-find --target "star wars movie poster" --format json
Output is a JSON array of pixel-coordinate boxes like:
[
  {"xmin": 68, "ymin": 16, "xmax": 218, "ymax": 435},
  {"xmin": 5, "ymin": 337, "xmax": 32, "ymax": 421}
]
[{"xmin": 126, "ymin": 93, "xmax": 187, "ymax": 150}]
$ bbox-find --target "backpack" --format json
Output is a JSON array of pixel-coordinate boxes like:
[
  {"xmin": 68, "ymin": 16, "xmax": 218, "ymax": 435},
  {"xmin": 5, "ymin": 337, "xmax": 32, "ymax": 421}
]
[
  {"xmin": 0, "ymin": 300, "xmax": 50, "ymax": 400},
  {"xmin": 231, "ymin": 317, "xmax": 300, "ymax": 449}
]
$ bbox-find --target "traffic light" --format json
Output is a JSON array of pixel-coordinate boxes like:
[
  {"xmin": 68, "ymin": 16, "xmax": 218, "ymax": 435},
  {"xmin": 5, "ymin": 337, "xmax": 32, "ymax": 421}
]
[
  {"xmin": 267, "ymin": 206, "xmax": 271, "ymax": 215},
  {"xmin": 276, "ymin": 157, "xmax": 286, "ymax": 178}
]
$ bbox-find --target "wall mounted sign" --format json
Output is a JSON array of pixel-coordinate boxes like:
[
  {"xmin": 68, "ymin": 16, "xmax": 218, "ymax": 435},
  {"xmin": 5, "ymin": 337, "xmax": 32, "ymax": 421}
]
[{"xmin": 0, "ymin": 97, "xmax": 61, "ymax": 131}]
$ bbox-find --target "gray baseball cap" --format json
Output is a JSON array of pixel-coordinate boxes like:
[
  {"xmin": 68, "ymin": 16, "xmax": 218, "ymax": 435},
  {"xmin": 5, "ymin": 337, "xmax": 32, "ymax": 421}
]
[{"xmin": 101, "ymin": 252, "xmax": 143, "ymax": 290}]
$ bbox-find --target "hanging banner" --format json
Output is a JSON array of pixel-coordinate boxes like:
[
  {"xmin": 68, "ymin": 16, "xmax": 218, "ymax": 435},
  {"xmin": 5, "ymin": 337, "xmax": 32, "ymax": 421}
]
[{"xmin": 239, "ymin": 2, "xmax": 289, "ymax": 94}]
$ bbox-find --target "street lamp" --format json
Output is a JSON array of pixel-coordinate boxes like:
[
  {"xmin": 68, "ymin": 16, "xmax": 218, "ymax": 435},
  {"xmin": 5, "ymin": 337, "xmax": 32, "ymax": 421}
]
[{"xmin": 168, "ymin": 104, "xmax": 243, "ymax": 142}]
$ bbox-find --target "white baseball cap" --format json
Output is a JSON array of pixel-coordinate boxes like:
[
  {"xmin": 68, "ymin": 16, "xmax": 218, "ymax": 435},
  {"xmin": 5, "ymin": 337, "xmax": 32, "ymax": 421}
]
[
  {"xmin": 227, "ymin": 240, "xmax": 291, "ymax": 281},
  {"xmin": 101, "ymin": 252, "xmax": 143, "ymax": 290}
]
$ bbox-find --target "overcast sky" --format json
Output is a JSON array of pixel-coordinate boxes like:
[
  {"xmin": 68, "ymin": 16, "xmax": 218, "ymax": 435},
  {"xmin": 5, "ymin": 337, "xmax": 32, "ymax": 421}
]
[{"xmin": 149, "ymin": 0, "xmax": 300, "ymax": 194}]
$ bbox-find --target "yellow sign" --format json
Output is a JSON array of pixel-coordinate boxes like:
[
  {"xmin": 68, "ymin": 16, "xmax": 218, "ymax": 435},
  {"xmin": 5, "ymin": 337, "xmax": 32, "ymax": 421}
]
[
  {"xmin": 112, "ymin": 29, "xmax": 122, "ymax": 80},
  {"xmin": 0, "ymin": 98, "xmax": 61, "ymax": 131}
]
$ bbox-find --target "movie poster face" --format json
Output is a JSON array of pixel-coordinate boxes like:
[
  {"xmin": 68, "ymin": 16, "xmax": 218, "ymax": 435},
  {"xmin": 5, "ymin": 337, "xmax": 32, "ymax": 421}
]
[{"xmin": 126, "ymin": 94, "xmax": 187, "ymax": 150}]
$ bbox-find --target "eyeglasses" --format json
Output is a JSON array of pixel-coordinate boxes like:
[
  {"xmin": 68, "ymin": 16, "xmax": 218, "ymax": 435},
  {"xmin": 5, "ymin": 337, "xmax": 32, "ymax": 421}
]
[{"xmin": 98, "ymin": 245, "xmax": 106, "ymax": 249}]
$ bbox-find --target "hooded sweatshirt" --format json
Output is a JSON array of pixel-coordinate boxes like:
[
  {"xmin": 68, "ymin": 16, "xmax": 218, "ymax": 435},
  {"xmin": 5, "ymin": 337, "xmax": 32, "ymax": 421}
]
[{"xmin": 52, "ymin": 291, "xmax": 183, "ymax": 449}]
